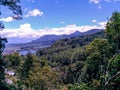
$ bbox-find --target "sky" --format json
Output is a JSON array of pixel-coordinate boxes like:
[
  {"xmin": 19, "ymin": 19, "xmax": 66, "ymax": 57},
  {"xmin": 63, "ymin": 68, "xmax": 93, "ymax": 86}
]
[{"xmin": 0, "ymin": 0, "xmax": 120, "ymax": 43}]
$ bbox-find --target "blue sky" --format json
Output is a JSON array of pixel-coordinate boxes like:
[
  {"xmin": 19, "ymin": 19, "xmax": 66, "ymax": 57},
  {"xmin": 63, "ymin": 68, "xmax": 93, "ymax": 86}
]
[{"xmin": 0, "ymin": 0, "xmax": 120, "ymax": 43}]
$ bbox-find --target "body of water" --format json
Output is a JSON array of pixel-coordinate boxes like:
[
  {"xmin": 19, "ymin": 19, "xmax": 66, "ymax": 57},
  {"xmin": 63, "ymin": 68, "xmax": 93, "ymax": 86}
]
[{"xmin": 18, "ymin": 50, "xmax": 36, "ymax": 55}]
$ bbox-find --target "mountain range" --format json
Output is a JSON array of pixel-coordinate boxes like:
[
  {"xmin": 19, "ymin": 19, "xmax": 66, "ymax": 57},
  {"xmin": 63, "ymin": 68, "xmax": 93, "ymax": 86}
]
[
  {"xmin": 31, "ymin": 29, "xmax": 103, "ymax": 45},
  {"xmin": 5, "ymin": 29, "xmax": 104, "ymax": 53}
]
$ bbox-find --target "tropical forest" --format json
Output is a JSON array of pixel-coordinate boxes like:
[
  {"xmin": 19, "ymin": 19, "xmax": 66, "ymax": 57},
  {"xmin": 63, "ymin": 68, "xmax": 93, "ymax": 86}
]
[{"xmin": 0, "ymin": 0, "xmax": 120, "ymax": 90}]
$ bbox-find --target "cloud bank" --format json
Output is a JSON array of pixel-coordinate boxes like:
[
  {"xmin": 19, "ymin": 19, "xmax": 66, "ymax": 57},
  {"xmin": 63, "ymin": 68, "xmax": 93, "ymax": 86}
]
[
  {"xmin": 0, "ymin": 21, "xmax": 107, "ymax": 43},
  {"xmin": 1, "ymin": 21, "xmax": 106, "ymax": 38}
]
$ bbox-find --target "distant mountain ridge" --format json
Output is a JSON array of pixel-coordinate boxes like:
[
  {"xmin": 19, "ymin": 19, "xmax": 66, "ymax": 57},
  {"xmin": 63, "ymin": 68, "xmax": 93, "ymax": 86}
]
[
  {"xmin": 5, "ymin": 29, "xmax": 103, "ymax": 53},
  {"xmin": 31, "ymin": 29, "xmax": 103, "ymax": 46}
]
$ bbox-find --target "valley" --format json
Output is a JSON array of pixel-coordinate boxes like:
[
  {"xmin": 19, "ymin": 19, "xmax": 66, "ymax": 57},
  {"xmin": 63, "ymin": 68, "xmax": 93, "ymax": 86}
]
[{"xmin": 4, "ymin": 29, "xmax": 103, "ymax": 55}]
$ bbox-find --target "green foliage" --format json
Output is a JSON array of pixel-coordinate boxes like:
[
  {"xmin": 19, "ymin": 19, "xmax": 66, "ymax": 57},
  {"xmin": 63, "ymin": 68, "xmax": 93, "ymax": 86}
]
[
  {"xmin": 4, "ymin": 52, "xmax": 21, "ymax": 69},
  {"xmin": 90, "ymin": 79, "xmax": 101, "ymax": 90},
  {"xmin": 16, "ymin": 53, "xmax": 59, "ymax": 90},
  {"xmin": 106, "ymin": 11, "xmax": 120, "ymax": 50},
  {"xmin": 2, "ymin": 11, "xmax": 120, "ymax": 90},
  {"xmin": 35, "ymin": 31, "xmax": 105, "ymax": 87},
  {"xmin": 27, "ymin": 66, "xmax": 59, "ymax": 90},
  {"xmin": 86, "ymin": 52, "xmax": 102, "ymax": 80},
  {"xmin": 82, "ymin": 39, "xmax": 112, "ymax": 82},
  {"xmin": 36, "ymin": 31, "xmax": 104, "ymax": 58},
  {"xmin": 86, "ymin": 38, "xmax": 112, "ymax": 57},
  {"xmin": 106, "ymin": 54, "xmax": 120, "ymax": 90},
  {"xmin": 110, "ymin": 54, "xmax": 120, "ymax": 75},
  {"xmin": 19, "ymin": 53, "xmax": 34, "ymax": 80},
  {"xmin": 104, "ymin": 11, "xmax": 120, "ymax": 90},
  {"xmin": 70, "ymin": 83, "xmax": 91, "ymax": 90}
]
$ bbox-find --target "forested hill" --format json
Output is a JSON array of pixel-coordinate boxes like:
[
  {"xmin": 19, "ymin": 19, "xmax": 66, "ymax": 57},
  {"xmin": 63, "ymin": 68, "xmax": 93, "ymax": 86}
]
[
  {"xmin": 2, "ymin": 12, "xmax": 120, "ymax": 90},
  {"xmin": 36, "ymin": 30, "xmax": 105, "ymax": 57},
  {"xmin": 30, "ymin": 29, "xmax": 103, "ymax": 45}
]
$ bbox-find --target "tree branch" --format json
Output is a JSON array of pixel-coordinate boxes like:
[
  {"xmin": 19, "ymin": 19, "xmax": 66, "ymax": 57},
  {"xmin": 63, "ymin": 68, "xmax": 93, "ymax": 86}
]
[{"xmin": 105, "ymin": 71, "xmax": 120, "ymax": 86}]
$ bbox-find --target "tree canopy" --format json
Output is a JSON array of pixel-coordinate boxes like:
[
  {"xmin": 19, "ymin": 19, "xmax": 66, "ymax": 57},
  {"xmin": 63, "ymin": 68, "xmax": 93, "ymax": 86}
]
[
  {"xmin": 106, "ymin": 11, "xmax": 120, "ymax": 50},
  {"xmin": 0, "ymin": 3, "xmax": 120, "ymax": 90}
]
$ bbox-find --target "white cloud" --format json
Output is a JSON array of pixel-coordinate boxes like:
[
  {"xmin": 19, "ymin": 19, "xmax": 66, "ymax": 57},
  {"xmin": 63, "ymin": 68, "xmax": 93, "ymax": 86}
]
[
  {"xmin": 0, "ymin": 17, "xmax": 14, "ymax": 22},
  {"xmin": 2, "ymin": 23, "xmax": 39, "ymax": 38},
  {"xmin": 92, "ymin": 19, "xmax": 97, "ymax": 23},
  {"xmin": 25, "ymin": 9, "xmax": 44, "ymax": 17},
  {"xmin": 18, "ymin": 23, "xmax": 40, "ymax": 38},
  {"xmin": 89, "ymin": 0, "xmax": 100, "ymax": 4},
  {"xmin": 1, "ymin": 21, "xmax": 106, "ymax": 38},
  {"xmin": 20, "ymin": 23, "xmax": 32, "ymax": 31},
  {"xmin": 0, "ymin": 21, "xmax": 107, "ymax": 43},
  {"xmin": 98, "ymin": 21, "xmax": 107, "ymax": 29}
]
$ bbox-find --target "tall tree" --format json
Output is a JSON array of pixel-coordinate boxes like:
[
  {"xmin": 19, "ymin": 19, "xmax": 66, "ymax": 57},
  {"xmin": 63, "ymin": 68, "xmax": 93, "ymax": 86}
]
[
  {"xmin": 19, "ymin": 53, "xmax": 33, "ymax": 80},
  {"xmin": 80, "ymin": 38, "xmax": 112, "ymax": 90},
  {"xmin": 106, "ymin": 11, "xmax": 120, "ymax": 50},
  {"xmin": 105, "ymin": 11, "xmax": 120, "ymax": 90},
  {"xmin": 0, "ymin": 0, "xmax": 22, "ymax": 89}
]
